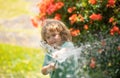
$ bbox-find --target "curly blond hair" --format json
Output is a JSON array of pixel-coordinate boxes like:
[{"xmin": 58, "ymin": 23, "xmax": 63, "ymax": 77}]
[{"xmin": 41, "ymin": 19, "xmax": 72, "ymax": 43}]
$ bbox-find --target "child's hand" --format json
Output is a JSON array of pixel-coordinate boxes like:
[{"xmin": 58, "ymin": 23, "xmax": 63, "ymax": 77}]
[
  {"xmin": 41, "ymin": 63, "xmax": 55, "ymax": 75},
  {"xmin": 48, "ymin": 63, "xmax": 56, "ymax": 71}
]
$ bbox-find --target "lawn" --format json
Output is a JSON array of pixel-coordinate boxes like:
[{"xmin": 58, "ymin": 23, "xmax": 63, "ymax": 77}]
[{"xmin": 0, "ymin": 43, "xmax": 49, "ymax": 78}]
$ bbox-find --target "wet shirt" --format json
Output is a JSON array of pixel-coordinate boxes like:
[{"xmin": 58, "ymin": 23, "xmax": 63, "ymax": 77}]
[{"xmin": 42, "ymin": 42, "xmax": 77, "ymax": 78}]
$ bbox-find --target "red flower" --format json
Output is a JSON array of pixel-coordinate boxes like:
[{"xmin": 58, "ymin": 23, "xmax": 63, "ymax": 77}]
[
  {"xmin": 110, "ymin": 28, "xmax": 114, "ymax": 36},
  {"xmin": 67, "ymin": 7, "xmax": 76, "ymax": 13},
  {"xmin": 89, "ymin": 13, "xmax": 102, "ymax": 21},
  {"xmin": 47, "ymin": 3, "xmax": 56, "ymax": 15},
  {"xmin": 55, "ymin": 2, "xmax": 64, "ymax": 10},
  {"xmin": 90, "ymin": 57, "xmax": 96, "ymax": 69},
  {"xmin": 110, "ymin": 26, "xmax": 120, "ymax": 35},
  {"xmin": 88, "ymin": 0, "xmax": 97, "ymax": 5},
  {"xmin": 69, "ymin": 14, "xmax": 77, "ymax": 24},
  {"xmin": 54, "ymin": 13, "xmax": 61, "ymax": 20},
  {"xmin": 70, "ymin": 28, "xmax": 80, "ymax": 36},
  {"xmin": 109, "ymin": 17, "xmax": 114, "ymax": 23},
  {"xmin": 46, "ymin": 2, "xmax": 64, "ymax": 15},
  {"xmin": 107, "ymin": 0, "xmax": 116, "ymax": 7},
  {"xmin": 110, "ymin": 32, "xmax": 114, "ymax": 36},
  {"xmin": 39, "ymin": 13, "xmax": 46, "ymax": 20},
  {"xmin": 38, "ymin": 0, "xmax": 64, "ymax": 17},
  {"xmin": 31, "ymin": 17, "xmax": 38, "ymax": 28},
  {"xmin": 78, "ymin": 14, "xmax": 84, "ymax": 22},
  {"xmin": 113, "ymin": 26, "xmax": 119, "ymax": 32},
  {"xmin": 84, "ymin": 24, "xmax": 89, "ymax": 30}
]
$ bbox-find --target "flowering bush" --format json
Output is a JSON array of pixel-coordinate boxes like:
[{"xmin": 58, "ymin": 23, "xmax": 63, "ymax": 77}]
[
  {"xmin": 31, "ymin": 0, "xmax": 120, "ymax": 37},
  {"xmin": 31, "ymin": 0, "xmax": 120, "ymax": 78}
]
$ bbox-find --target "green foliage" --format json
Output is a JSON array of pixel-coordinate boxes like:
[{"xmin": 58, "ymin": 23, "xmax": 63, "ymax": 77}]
[
  {"xmin": 80, "ymin": 35, "xmax": 120, "ymax": 78},
  {"xmin": 0, "ymin": 43, "xmax": 49, "ymax": 78},
  {"xmin": 33, "ymin": 0, "xmax": 120, "ymax": 43}
]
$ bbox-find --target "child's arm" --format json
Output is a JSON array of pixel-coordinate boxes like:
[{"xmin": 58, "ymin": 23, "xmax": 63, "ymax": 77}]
[{"xmin": 41, "ymin": 63, "xmax": 56, "ymax": 75}]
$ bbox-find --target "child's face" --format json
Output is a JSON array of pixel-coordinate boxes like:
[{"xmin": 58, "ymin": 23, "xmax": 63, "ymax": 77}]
[{"xmin": 45, "ymin": 31, "xmax": 62, "ymax": 47}]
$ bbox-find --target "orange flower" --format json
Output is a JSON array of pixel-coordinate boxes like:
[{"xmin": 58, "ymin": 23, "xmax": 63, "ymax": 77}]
[
  {"xmin": 45, "ymin": 2, "xmax": 64, "ymax": 15},
  {"xmin": 88, "ymin": 0, "xmax": 97, "ymax": 5},
  {"xmin": 112, "ymin": 26, "xmax": 119, "ymax": 32},
  {"xmin": 38, "ymin": 0, "xmax": 64, "ymax": 16},
  {"xmin": 55, "ymin": 2, "xmax": 64, "ymax": 10},
  {"xmin": 39, "ymin": 13, "xmax": 46, "ymax": 20},
  {"xmin": 90, "ymin": 57, "xmax": 96, "ymax": 69},
  {"xmin": 54, "ymin": 13, "xmax": 61, "ymax": 20},
  {"xmin": 84, "ymin": 24, "xmax": 89, "ymax": 30},
  {"xmin": 110, "ymin": 28, "xmax": 114, "ymax": 36},
  {"xmin": 89, "ymin": 13, "xmax": 102, "ymax": 21},
  {"xmin": 31, "ymin": 17, "xmax": 38, "ymax": 28},
  {"xmin": 107, "ymin": 0, "xmax": 116, "ymax": 7},
  {"xmin": 70, "ymin": 28, "xmax": 80, "ymax": 36},
  {"xmin": 110, "ymin": 25, "xmax": 120, "ymax": 35},
  {"xmin": 47, "ymin": 3, "xmax": 56, "ymax": 15},
  {"xmin": 109, "ymin": 17, "xmax": 114, "ymax": 23},
  {"xmin": 97, "ymin": 14, "xmax": 102, "ymax": 20},
  {"xmin": 67, "ymin": 7, "xmax": 76, "ymax": 13},
  {"xmin": 37, "ymin": 0, "xmax": 54, "ymax": 18},
  {"xmin": 110, "ymin": 32, "xmax": 114, "ymax": 36},
  {"xmin": 78, "ymin": 14, "xmax": 84, "ymax": 22},
  {"xmin": 38, "ymin": 0, "xmax": 54, "ymax": 13},
  {"xmin": 69, "ymin": 14, "xmax": 84, "ymax": 24},
  {"xmin": 90, "ymin": 63, "xmax": 96, "ymax": 69},
  {"xmin": 69, "ymin": 14, "xmax": 77, "ymax": 24},
  {"xmin": 38, "ymin": 3, "xmax": 47, "ymax": 13}
]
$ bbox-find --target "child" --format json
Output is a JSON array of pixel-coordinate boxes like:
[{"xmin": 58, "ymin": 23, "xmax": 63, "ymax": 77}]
[{"xmin": 41, "ymin": 19, "xmax": 77, "ymax": 78}]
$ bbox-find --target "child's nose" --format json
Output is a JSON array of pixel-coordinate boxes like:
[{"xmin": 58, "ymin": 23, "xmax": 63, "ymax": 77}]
[{"xmin": 49, "ymin": 37, "xmax": 54, "ymax": 42}]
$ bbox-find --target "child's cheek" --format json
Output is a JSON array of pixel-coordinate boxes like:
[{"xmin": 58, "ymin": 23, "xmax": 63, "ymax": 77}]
[{"xmin": 55, "ymin": 35, "xmax": 60, "ymax": 39}]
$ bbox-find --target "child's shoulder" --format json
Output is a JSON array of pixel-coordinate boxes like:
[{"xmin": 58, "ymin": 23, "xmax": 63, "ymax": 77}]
[{"xmin": 61, "ymin": 41, "xmax": 74, "ymax": 48}]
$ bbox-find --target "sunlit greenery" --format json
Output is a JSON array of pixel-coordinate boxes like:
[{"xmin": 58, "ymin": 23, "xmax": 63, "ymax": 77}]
[{"xmin": 0, "ymin": 43, "xmax": 49, "ymax": 78}]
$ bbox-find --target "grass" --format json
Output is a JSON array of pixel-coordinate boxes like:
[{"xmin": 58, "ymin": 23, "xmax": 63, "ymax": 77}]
[
  {"xmin": 0, "ymin": 43, "xmax": 49, "ymax": 78},
  {"xmin": 0, "ymin": 0, "xmax": 32, "ymax": 19}
]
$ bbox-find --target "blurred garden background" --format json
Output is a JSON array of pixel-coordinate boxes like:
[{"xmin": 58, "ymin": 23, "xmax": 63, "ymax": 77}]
[{"xmin": 0, "ymin": 0, "xmax": 49, "ymax": 78}]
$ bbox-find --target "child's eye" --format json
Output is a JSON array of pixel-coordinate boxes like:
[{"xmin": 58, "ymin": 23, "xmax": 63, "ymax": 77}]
[
  {"xmin": 47, "ymin": 36, "xmax": 50, "ymax": 39},
  {"xmin": 52, "ymin": 34, "xmax": 56, "ymax": 37}
]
